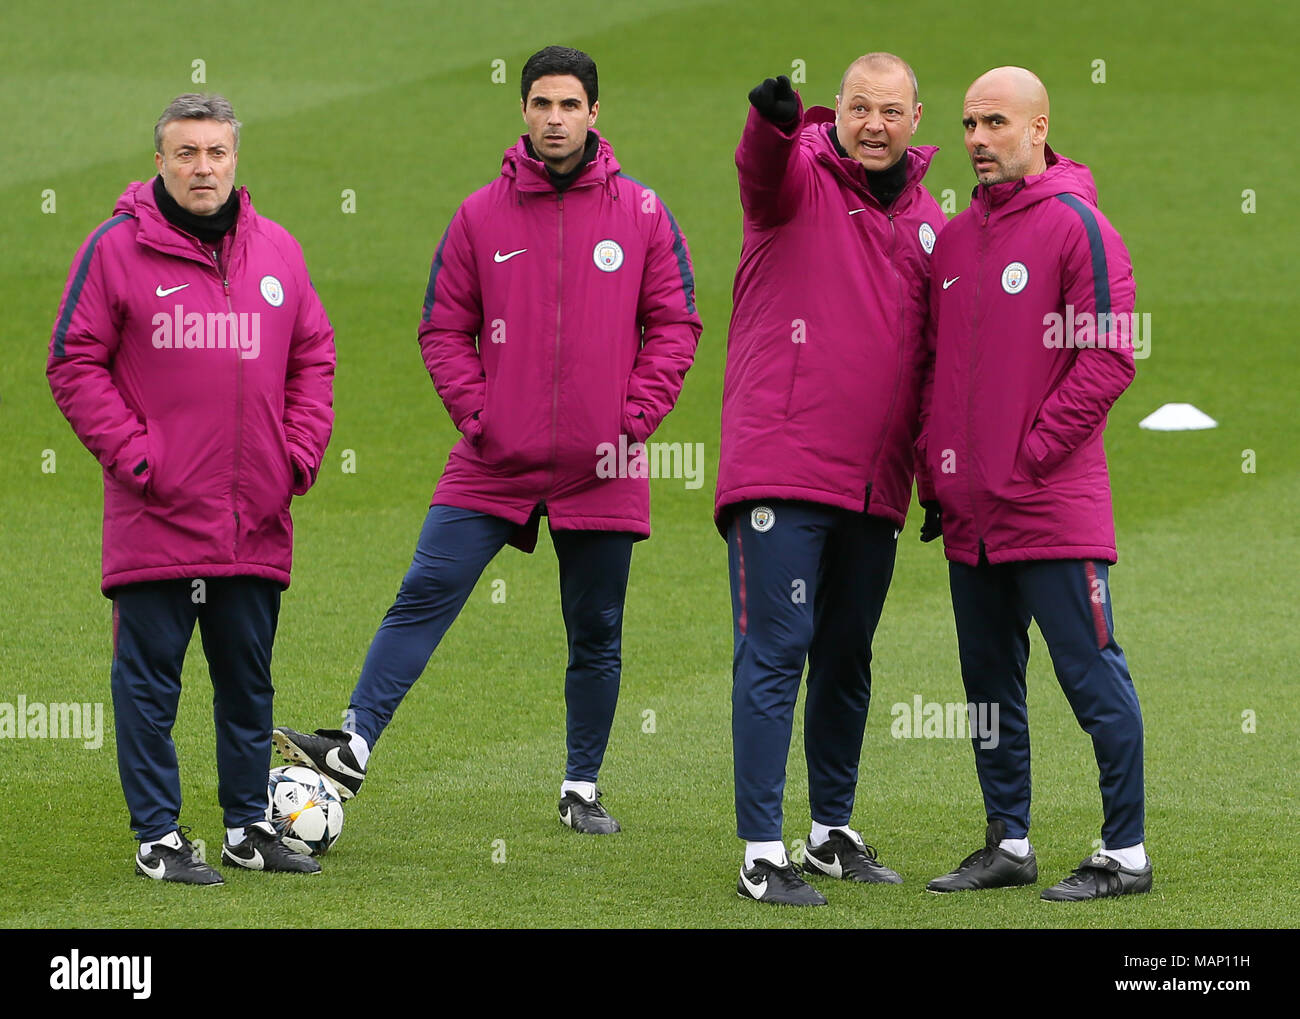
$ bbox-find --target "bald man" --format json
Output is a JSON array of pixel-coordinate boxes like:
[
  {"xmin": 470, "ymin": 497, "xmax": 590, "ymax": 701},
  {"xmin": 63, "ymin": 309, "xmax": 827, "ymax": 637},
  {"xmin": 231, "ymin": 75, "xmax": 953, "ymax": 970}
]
[
  {"xmin": 717, "ymin": 53, "xmax": 943, "ymax": 905},
  {"xmin": 916, "ymin": 67, "xmax": 1150, "ymax": 901}
]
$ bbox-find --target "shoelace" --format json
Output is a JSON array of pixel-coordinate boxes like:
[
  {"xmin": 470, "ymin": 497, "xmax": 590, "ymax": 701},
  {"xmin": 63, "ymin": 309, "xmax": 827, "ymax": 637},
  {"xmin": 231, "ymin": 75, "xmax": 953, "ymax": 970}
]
[
  {"xmin": 230, "ymin": 826, "xmax": 313, "ymax": 867},
  {"xmin": 955, "ymin": 845, "xmax": 996, "ymax": 871},
  {"xmin": 246, "ymin": 826, "xmax": 293, "ymax": 854},
  {"xmin": 176, "ymin": 824, "xmax": 201, "ymax": 858},
  {"xmin": 814, "ymin": 833, "xmax": 880, "ymax": 861},
  {"xmin": 836, "ymin": 841, "xmax": 889, "ymax": 878},
  {"xmin": 764, "ymin": 860, "xmax": 803, "ymax": 885},
  {"xmin": 171, "ymin": 824, "xmax": 207, "ymax": 865},
  {"xmin": 955, "ymin": 827, "xmax": 1020, "ymax": 872},
  {"xmin": 263, "ymin": 838, "xmax": 301, "ymax": 860},
  {"xmin": 1062, "ymin": 860, "xmax": 1121, "ymax": 894},
  {"xmin": 571, "ymin": 789, "xmax": 609, "ymax": 815}
]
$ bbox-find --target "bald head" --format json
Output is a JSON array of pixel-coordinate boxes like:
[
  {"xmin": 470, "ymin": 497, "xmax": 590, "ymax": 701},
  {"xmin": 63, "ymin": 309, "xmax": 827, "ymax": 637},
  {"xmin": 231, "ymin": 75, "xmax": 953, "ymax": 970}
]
[
  {"xmin": 962, "ymin": 66, "xmax": 1050, "ymax": 185},
  {"xmin": 968, "ymin": 66, "xmax": 1049, "ymax": 119},
  {"xmin": 840, "ymin": 52, "xmax": 919, "ymax": 108}
]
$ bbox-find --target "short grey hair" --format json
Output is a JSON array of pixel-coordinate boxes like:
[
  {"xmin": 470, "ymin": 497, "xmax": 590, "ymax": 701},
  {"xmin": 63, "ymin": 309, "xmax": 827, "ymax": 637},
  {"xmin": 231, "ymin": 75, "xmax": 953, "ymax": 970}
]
[{"xmin": 154, "ymin": 94, "xmax": 241, "ymax": 154}]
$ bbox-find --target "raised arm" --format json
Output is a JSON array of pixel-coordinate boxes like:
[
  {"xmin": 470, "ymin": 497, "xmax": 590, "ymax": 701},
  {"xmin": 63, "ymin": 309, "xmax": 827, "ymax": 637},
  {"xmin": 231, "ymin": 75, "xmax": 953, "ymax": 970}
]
[{"xmin": 736, "ymin": 76, "xmax": 809, "ymax": 230}]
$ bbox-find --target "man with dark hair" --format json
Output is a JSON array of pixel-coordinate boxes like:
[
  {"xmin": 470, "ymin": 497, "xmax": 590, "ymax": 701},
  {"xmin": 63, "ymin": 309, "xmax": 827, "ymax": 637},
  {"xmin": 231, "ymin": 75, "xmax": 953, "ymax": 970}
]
[
  {"xmin": 917, "ymin": 67, "xmax": 1149, "ymax": 901},
  {"xmin": 520, "ymin": 44, "xmax": 598, "ymax": 107},
  {"xmin": 48, "ymin": 93, "xmax": 336, "ymax": 883},
  {"xmin": 274, "ymin": 46, "xmax": 700, "ymax": 835},
  {"xmin": 717, "ymin": 53, "xmax": 943, "ymax": 905}
]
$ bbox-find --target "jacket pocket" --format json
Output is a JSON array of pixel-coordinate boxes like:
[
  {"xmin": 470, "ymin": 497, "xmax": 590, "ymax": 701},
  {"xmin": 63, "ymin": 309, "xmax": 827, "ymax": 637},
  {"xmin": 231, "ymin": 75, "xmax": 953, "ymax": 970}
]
[
  {"xmin": 1010, "ymin": 432, "xmax": 1047, "ymax": 489},
  {"xmin": 463, "ymin": 411, "xmax": 484, "ymax": 450},
  {"xmin": 474, "ymin": 385, "xmax": 516, "ymax": 473},
  {"xmin": 619, "ymin": 379, "xmax": 646, "ymax": 445},
  {"xmin": 1011, "ymin": 390, "xmax": 1053, "ymax": 487},
  {"xmin": 275, "ymin": 423, "xmax": 295, "ymax": 504},
  {"xmin": 475, "ymin": 396, "xmax": 501, "ymax": 466},
  {"xmin": 142, "ymin": 418, "xmax": 167, "ymax": 502},
  {"xmin": 782, "ymin": 341, "xmax": 805, "ymax": 420}
]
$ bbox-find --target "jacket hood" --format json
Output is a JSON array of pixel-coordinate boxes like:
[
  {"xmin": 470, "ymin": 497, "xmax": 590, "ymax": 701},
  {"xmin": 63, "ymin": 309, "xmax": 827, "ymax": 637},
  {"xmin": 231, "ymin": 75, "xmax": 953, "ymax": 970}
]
[
  {"xmin": 801, "ymin": 106, "xmax": 937, "ymax": 199},
  {"xmin": 972, "ymin": 146, "xmax": 1099, "ymax": 216},
  {"xmin": 113, "ymin": 178, "xmax": 255, "ymax": 261},
  {"xmin": 500, "ymin": 130, "xmax": 621, "ymax": 193}
]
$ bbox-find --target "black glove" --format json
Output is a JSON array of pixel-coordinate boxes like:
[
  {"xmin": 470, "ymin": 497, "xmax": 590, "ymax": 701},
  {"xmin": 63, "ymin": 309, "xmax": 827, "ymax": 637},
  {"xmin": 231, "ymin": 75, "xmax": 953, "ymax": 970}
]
[
  {"xmin": 919, "ymin": 501, "xmax": 942, "ymax": 543},
  {"xmin": 748, "ymin": 75, "xmax": 798, "ymax": 125}
]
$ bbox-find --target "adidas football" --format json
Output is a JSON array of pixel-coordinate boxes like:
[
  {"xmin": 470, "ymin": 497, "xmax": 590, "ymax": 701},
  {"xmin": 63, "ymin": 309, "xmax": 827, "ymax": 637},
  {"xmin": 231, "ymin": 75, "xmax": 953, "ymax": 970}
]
[{"xmin": 267, "ymin": 765, "xmax": 344, "ymax": 856}]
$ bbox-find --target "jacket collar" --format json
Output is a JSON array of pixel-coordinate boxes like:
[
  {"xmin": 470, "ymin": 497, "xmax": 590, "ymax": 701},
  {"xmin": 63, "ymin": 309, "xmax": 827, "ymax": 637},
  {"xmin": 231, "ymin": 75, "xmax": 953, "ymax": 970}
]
[
  {"xmin": 115, "ymin": 179, "xmax": 255, "ymax": 266},
  {"xmin": 803, "ymin": 106, "xmax": 937, "ymax": 209},
  {"xmin": 970, "ymin": 145, "xmax": 1098, "ymax": 217},
  {"xmin": 501, "ymin": 130, "xmax": 621, "ymax": 194}
]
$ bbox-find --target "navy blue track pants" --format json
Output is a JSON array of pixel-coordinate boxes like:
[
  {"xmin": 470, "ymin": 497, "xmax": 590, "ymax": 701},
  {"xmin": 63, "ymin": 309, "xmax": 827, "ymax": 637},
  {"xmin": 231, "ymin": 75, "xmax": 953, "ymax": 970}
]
[
  {"xmin": 111, "ymin": 576, "xmax": 281, "ymax": 841},
  {"xmin": 345, "ymin": 505, "xmax": 634, "ymax": 783},
  {"xmin": 728, "ymin": 500, "xmax": 898, "ymax": 841},
  {"xmin": 948, "ymin": 557, "xmax": 1145, "ymax": 849}
]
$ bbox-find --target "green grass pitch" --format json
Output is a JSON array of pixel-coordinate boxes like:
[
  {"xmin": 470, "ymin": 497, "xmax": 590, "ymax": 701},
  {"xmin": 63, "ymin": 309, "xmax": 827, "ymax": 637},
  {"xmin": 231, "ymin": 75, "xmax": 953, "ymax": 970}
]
[{"xmin": 1, "ymin": 0, "xmax": 1296, "ymax": 929}]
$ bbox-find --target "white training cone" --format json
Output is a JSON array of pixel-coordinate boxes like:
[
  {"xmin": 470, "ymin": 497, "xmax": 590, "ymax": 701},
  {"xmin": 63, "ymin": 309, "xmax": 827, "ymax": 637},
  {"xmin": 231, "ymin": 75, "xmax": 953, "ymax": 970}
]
[{"xmin": 1138, "ymin": 403, "xmax": 1218, "ymax": 431}]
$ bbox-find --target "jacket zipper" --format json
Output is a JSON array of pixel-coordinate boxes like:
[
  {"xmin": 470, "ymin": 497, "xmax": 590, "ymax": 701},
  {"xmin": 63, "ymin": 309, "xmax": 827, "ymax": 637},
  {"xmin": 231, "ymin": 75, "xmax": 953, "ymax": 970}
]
[
  {"xmin": 967, "ymin": 206, "xmax": 990, "ymax": 552},
  {"xmin": 862, "ymin": 209, "xmax": 907, "ymax": 513},
  {"xmin": 547, "ymin": 195, "xmax": 563, "ymax": 497},
  {"xmin": 214, "ymin": 244, "xmax": 244, "ymax": 559}
]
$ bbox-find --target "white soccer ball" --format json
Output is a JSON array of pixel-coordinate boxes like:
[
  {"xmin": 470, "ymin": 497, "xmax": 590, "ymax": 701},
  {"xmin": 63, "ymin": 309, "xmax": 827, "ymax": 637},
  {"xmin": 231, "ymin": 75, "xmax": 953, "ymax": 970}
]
[{"xmin": 267, "ymin": 765, "xmax": 344, "ymax": 856}]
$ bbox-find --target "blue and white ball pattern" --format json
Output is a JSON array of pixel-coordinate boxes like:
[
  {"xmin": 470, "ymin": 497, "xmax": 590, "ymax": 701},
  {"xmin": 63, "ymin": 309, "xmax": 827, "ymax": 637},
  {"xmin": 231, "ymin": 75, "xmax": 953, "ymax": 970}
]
[{"xmin": 267, "ymin": 765, "xmax": 344, "ymax": 856}]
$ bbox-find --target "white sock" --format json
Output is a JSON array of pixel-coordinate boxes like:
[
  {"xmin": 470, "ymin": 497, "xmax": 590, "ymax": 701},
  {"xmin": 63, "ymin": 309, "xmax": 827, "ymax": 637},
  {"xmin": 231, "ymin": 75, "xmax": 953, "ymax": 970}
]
[
  {"xmin": 348, "ymin": 732, "xmax": 370, "ymax": 768},
  {"xmin": 744, "ymin": 841, "xmax": 788, "ymax": 869},
  {"xmin": 141, "ymin": 830, "xmax": 183, "ymax": 854},
  {"xmin": 999, "ymin": 837, "xmax": 1032, "ymax": 857},
  {"xmin": 560, "ymin": 780, "xmax": 596, "ymax": 802},
  {"xmin": 1100, "ymin": 842, "xmax": 1148, "ymax": 869},
  {"xmin": 809, "ymin": 821, "xmax": 862, "ymax": 848}
]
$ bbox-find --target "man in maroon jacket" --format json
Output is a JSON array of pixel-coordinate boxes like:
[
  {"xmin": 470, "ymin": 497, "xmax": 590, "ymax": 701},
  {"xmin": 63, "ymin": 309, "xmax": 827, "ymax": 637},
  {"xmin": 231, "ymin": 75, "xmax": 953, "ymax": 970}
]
[
  {"xmin": 917, "ymin": 67, "xmax": 1150, "ymax": 901},
  {"xmin": 718, "ymin": 53, "xmax": 944, "ymax": 906},
  {"xmin": 274, "ymin": 47, "xmax": 700, "ymax": 836},
  {"xmin": 48, "ymin": 93, "xmax": 335, "ymax": 884}
]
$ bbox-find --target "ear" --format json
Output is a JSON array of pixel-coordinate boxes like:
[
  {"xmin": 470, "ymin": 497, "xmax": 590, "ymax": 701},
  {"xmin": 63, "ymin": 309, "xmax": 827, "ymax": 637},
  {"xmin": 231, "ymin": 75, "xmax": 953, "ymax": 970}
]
[
  {"xmin": 588, "ymin": 99, "xmax": 599, "ymax": 127},
  {"xmin": 154, "ymin": 151, "xmax": 164, "ymax": 174},
  {"xmin": 912, "ymin": 101, "xmax": 923, "ymax": 135},
  {"xmin": 520, "ymin": 97, "xmax": 527, "ymax": 123},
  {"xmin": 1031, "ymin": 113, "xmax": 1049, "ymax": 146}
]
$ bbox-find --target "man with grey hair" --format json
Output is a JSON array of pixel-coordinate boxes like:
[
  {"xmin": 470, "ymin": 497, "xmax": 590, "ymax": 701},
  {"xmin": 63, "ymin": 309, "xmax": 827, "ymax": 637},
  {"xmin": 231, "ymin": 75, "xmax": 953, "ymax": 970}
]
[
  {"xmin": 717, "ymin": 52, "xmax": 944, "ymax": 905},
  {"xmin": 154, "ymin": 94, "xmax": 239, "ymax": 165},
  {"xmin": 48, "ymin": 93, "xmax": 336, "ymax": 884}
]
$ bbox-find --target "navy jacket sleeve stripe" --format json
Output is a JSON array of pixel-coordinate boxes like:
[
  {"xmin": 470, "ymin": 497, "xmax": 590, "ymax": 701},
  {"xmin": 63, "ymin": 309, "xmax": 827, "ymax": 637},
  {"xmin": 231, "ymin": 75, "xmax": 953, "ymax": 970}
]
[
  {"xmin": 420, "ymin": 226, "xmax": 451, "ymax": 323},
  {"xmin": 52, "ymin": 214, "xmax": 133, "ymax": 357},
  {"xmin": 617, "ymin": 172, "xmax": 696, "ymax": 314},
  {"xmin": 1055, "ymin": 193, "xmax": 1111, "ymax": 321}
]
